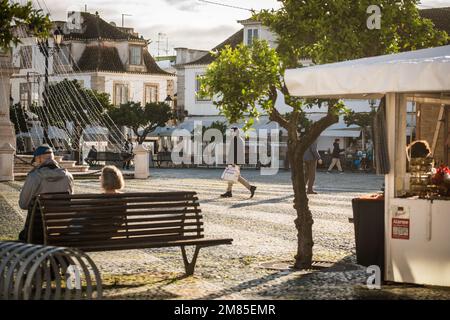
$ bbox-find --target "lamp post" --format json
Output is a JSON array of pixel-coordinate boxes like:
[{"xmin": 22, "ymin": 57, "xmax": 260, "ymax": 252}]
[
  {"xmin": 37, "ymin": 27, "xmax": 63, "ymax": 146},
  {"xmin": 369, "ymin": 99, "xmax": 377, "ymax": 112}
]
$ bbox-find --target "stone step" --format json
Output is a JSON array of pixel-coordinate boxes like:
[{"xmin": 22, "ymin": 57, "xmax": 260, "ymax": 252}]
[
  {"xmin": 14, "ymin": 165, "xmax": 90, "ymax": 175},
  {"xmin": 58, "ymin": 160, "xmax": 76, "ymax": 168},
  {"xmin": 14, "ymin": 169, "xmax": 102, "ymax": 181}
]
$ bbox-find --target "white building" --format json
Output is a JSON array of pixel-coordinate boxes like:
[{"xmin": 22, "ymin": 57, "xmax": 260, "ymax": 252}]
[{"xmin": 11, "ymin": 12, "xmax": 175, "ymax": 114}]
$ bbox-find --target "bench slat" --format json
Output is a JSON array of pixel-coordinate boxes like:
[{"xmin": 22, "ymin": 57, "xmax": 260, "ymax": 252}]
[
  {"xmin": 47, "ymin": 234, "xmax": 205, "ymax": 247},
  {"xmin": 40, "ymin": 196, "xmax": 199, "ymax": 206},
  {"xmin": 47, "ymin": 227, "xmax": 204, "ymax": 242},
  {"xmin": 43, "ymin": 209, "xmax": 201, "ymax": 220},
  {"xmin": 69, "ymin": 238, "xmax": 233, "ymax": 253},
  {"xmin": 45, "ymin": 214, "xmax": 203, "ymax": 227},
  {"xmin": 47, "ymin": 221, "xmax": 203, "ymax": 234},
  {"xmin": 38, "ymin": 192, "xmax": 197, "ymax": 200},
  {"xmin": 42, "ymin": 202, "xmax": 199, "ymax": 213}
]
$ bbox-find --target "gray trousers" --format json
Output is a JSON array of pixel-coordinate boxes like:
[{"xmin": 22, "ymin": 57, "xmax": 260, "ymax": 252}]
[{"xmin": 304, "ymin": 160, "xmax": 317, "ymax": 192}]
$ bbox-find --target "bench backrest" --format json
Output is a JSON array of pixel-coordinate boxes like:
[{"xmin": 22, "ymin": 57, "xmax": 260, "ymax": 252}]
[
  {"xmin": 156, "ymin": 152, "xmax": 172, "ymax": 161},
  {"xmin": 95, "ymin": 152, "xmax": 124, "ymax": 161},
  {"xmin": 35, "ymin": 192, "xmax": 203, "ymax": 251}
]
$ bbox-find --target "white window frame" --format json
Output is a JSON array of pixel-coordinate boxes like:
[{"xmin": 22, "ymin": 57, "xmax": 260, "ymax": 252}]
[
  {"xmin": 113, "ymin": 83, "xmax": 129, "ymax": 106},
  {"xmin": 129, "ymin": 45, "xmax": 142, "ymax": 65},
  {"xmin": 247, "ymin": 28, "xmax": 259, "ymax": 45},
  {"xmin": 143, "ymin": 83, "xmax": 159, "ymax": 104}
]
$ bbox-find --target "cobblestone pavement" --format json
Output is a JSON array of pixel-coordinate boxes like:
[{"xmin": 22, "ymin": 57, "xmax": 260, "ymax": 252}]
[{"xmin": 2, "ymin": 168, "xmax": 450, "ymax": 300}]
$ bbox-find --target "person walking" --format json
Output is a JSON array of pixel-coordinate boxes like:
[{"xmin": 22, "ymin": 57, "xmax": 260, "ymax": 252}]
[
  {"xmin": 18, "ymin": 145, "xmax": 74, "ymax": 244},
  {"xmin": 304, "ymin": 140, "xmax": 322, "ymax": 194},
  {"xmin": 221, "ymin": 127, "xmax": 257, "ymax": 198},
  {"xmin": 327, "ymin": 138, "xmax": 344, "ymax": 173}
]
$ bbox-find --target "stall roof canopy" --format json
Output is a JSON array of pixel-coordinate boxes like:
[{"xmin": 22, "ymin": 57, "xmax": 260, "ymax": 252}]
[{"xmin": 285, "ymin": 45, "xmax": 450, "ymax": 99}]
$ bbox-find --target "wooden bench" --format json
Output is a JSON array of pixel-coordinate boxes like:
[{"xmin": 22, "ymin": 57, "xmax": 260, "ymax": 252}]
[{"xmin": 29, "ymin": 192, "xmax": 232, "ymax": 275}]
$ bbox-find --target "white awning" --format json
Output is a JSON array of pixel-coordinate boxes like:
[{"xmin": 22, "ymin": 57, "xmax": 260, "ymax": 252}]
[
  {"xmin": 285, "ymin": 45, "xmax": 450, "ymax": 99},
  {"xmin": 321, "ymin": 129, "xmax": 361, "ymax": 138}
]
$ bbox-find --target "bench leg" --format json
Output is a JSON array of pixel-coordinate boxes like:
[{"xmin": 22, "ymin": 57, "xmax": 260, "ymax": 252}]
[{"xmin": 180, "ymin": 245, "xmax": 201, "ymax": 276}]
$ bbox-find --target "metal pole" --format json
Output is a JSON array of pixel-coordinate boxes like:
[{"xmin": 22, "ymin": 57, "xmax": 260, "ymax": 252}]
[{"xmin": 42, "ymin": 39, "xmax": 51, "ymax": 146}]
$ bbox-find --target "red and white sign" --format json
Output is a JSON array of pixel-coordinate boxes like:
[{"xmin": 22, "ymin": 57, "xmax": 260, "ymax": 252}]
[{"xmin": 392, "ymin": 218, "xmax": 410, "ymax": 240}]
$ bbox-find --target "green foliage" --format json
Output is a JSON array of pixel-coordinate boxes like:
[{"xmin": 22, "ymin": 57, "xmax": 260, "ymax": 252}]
[
  {"xmin": 344, "ymin": 110, "xmax": 376, "ymax": 129},
  {"xmin": 108, "ymin": 101, "xmax": 174, "ymax": 144},
  {"xmin": 42, "ymin": 79, "xmax": 112, "ymax": 128},
  {"xmin": 200, "ymin": 40, "xmax": 283, "ymax": 131},
  {"xmin": 344, "ymin": 109, "xmax": 377, "ymax": 140},
  {"xmin": 0, "ymin": 0, "xmax": 52, "ymax": 49},
  {"xmin": 256, "ymin": 0, "xmax": 448, "ymax": 66},
  {"xmin": 196, "ymin": 120, "xmax": 227, "ymax": 136}
]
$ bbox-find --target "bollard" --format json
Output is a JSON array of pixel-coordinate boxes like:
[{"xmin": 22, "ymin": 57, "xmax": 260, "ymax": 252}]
[{"xmin": 134, "ymin": 144, "xmax": 150, "ymax": 179}]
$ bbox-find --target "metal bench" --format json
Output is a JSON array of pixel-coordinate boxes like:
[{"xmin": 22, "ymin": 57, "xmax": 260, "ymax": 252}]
[
  {"xmin": 29, "ymin": 192, "xmax": 232, "ymax": 275},
  {"xmin": 86, "ymin": 151, "xmax": 133, "ymax": 166},
  {"xmin": 153, "ymin": 151, "xmax": 173, "ymax": 167}
]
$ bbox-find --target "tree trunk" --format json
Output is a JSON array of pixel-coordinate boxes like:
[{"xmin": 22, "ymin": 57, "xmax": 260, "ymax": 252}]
[{"xmin": 288, "ymin": 139, "xmax": 314, "ymax": 269}]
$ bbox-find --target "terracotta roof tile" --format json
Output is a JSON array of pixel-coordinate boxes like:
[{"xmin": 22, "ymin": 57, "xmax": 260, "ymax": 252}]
[
  {"xmin": 420, "ymin": 7, "xmax": 450, "ymax": 36},
  {"xmin": 64, "ymin": 12, "xmax": 144, "ymax": 42},
  {"xmin": 77, "ymin": 45, "xmax": 125, "ymax": 72},
  {"xmin": 143, "ymin": 50, "xmax": 174, "ymax": 75}
]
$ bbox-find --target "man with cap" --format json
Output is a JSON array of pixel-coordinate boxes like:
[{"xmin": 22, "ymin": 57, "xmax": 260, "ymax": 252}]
[
  {"xmin": 18, "ymin": 145, "xmax": 74, "ymax": 243},
  {"xmin": 221, "ymin": 127, "xmax": 257, "ymax": 198}
]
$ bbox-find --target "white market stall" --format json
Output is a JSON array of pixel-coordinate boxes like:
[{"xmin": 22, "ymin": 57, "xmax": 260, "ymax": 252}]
[{"xmin": 285, "ymin": 44, "xmax": 450, "ymax": 287}]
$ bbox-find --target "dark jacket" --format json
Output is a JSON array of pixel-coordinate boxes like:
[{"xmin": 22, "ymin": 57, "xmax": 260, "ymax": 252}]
[
  {"xmin": 303, "ymin": 141, "xmax": 321, "ymax": 161},
  {"xmin": 332, "ymin": 142, "xmax": 343, "ymax": 158}
]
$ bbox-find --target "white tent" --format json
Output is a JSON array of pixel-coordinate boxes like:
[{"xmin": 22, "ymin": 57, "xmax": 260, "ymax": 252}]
[{"xmin": 285, "ymin": 45, "xmax": 450, "ymax": 99}]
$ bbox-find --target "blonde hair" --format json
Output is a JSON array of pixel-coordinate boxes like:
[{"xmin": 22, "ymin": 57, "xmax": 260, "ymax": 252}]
[{"xmin": 101, "ymin": 166, "xmax": 125, "ymax": 191}]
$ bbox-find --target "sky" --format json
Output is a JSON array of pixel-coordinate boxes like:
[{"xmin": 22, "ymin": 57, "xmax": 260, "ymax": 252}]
[{"xmin": 30, "ymin": 0, "xmax": 450, "ymax": 56}]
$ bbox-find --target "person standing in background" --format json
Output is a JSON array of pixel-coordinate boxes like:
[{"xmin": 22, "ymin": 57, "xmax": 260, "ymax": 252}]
[
  {"xmin": 327, "ymin": 138, "xmax": 344, "ymax": 174},
  {"xmin": 304, "ymin": 140, "xmax": 322, "ymax": 194}
]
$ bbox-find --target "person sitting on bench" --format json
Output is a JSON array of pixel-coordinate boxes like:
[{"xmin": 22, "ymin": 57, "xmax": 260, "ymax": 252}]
[
  {"xmin": 85, "ymin": 145, "xmax": 98, "ymax": 166},
  {"xmin": 99, "ymin": 166, "xmax": 127, "ymax": 238},
  {"xmin": 18, "ymin": 145, "xmax": 74, "ymax": 244},
  {"xmin": 100, "ymin": 165, "xmax": 125, "ymax": 194}
]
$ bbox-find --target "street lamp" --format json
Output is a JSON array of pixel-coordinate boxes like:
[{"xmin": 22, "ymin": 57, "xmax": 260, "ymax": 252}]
[
  {"xmin": 164, "ymin": 95, "xmax": 173, "ymax": 107},
  {"xmin": 369, "ymin": 99, "xmax": 377, "ymax": 112},
  {"xmin": 37, "ymin": 26, "xmax": 63, "ymax": 145}
]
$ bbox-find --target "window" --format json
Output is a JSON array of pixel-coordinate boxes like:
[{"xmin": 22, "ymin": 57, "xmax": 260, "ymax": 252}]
[
  {"xmin": 20, "ymin": 46, "xmax": 32, "ymax": 69},
  {"xmin": 20, "ymin": 83, "xmax": 30, "ymax": 107},
  {"xmin": 247, "ymin": 28, "xmax": 259, "ymax": 45},
  {"xmin": 144, "ymin": 84, "xmax": 159, "ymax": 104},
  {"xmin": 114, "ymin": 83, "xmax": 129, "ymax": 105},
  {"xmin": 195, "ymin": 74, "xmax": 210, "ymax": 102},
  {"xmin": 129, "ymin": 46, "xmax": 142, "ymax": 65}
]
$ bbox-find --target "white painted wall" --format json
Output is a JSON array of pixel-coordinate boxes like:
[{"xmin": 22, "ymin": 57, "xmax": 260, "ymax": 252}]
[
  {"xmin": 102, "ymin": 72, "xmax": 173, "ymax": 104},
  {"xmin": 183, "ymin": 65, "xmax": 218, "ymax": 115}
]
